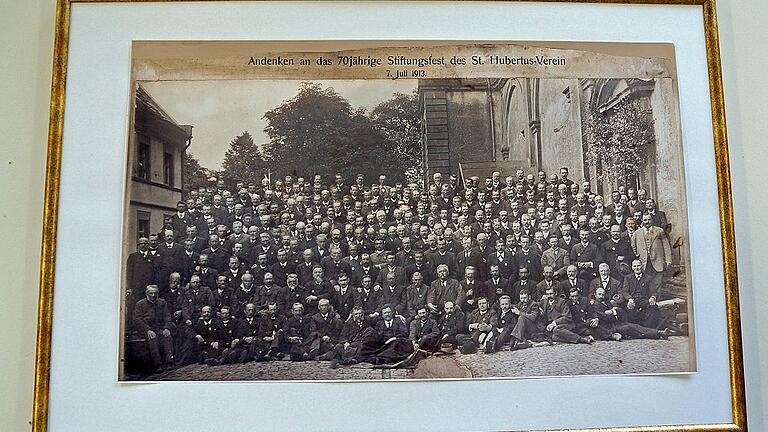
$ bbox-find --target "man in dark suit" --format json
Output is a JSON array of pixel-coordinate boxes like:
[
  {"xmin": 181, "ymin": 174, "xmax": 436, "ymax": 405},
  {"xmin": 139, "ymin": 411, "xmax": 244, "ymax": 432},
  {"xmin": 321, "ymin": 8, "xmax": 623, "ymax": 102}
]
[
  {"xmin": 405, "ymin": 271, "xmax": 431, "ymax": 319},
  {"xmin": 458, "ymin": 296, "xmax": 498, "ymax": 351},
  {"xmin": 356, "ymin": 275, "xmax": 383, "ymax": 321},
  {"xmin": 488, "ymin": 238, "xmax": 516, "ymax": 280},
  {"xmin": 558, "ymin": 265, "xmax": 588, "ymax": 297},
  {"xmin": 427, "ymin": 264, "xmax": 462, "ymax": 316},
  {"xmin": 283, "ymin": 303, "xmax": 314, "ymax": 360},
  {"xmin": 570, "ymin": 229, "xmax": 602, "ymax": 281},
  {"xmin": 191, "ymin": 305, "xmax": 220, "ymax": 364},
  {"xmin": 514, "ymin": 236, "xmax": 543, "ymax": 282},
  {"xmin": 456, "ymin": 237, "xmax": 485, "ymax": 281},
  {"xmin": 409, "ymin": 307, "xmax": 439, "ymax": 347},
  {"xmin": 589, "ymin": 263, "xmax": 623, "ymax": 300},
  {"xmin": 126, "ymin": 237, "xmax": 156, "ymax": 320},
  {"xmin": 510, "ymin": 266, "xmax": 538, "ymax": 303},
  {"xmin": 207, "ymin": 274, "xmax": 234, "ymax": 313},
  {"xmin": 621, "ymin": 259, "xmax": 664, "ymax": 329},
  {"xmin": 484, "ymin": 264, "xmax": 508, "ymax": 309},
  {"xmin": 355, "ymin": 253, "xmax": 380, "ymax": 287},
  {"xmin": 302, "ymin": 266, "xmax": 334, "ymax": 316},
  {"xmin": 332, "ymin": 273, "xmax": 357, "ymax": 320},
  {"xmin": 307, "ymin": 299, "xmax": 343, "ymax": 359},
  {"xmin": 270, "ymin": 248, "xmax": 295, "ymax": 288},
  {"xmin": 458, "ymin": 265, "xmax": 487, "ymax": 312},
  {"xmin": 179, "ymin": 239, "xmax": 200, "ymax": 284},
  {"xmin": 368, "ymin": 305, "xmax": 413, "ymax": 364},
  {"xmin": 539, "ymin": 286, "xmax": 591, "ymax": 344},
  {"xmin": 171, "ymin": 201, "xmax": 194, "ymax": 241},
  {"xmin": 645, "ymin": 198, "xmax": 669, "ymax": 231},
  {"xmin": 430, "ymin": 238, "xmax": 459, "ymax": 279},
  {"xmin": 182, "ymin": 275, "xmax": 212, "ymax": 321},
  {"xmin": 375, "ymin": 252, "xmax": 408, "ymax": 288},
  {"xmin": 601, "ymin": 225, "xmax": 635, "ymax": 279},
  {"xmin": 157, "ymin": 229, "xmax": 185, "ymax": 292},
  {"xmin": 320, "ymin": 247, "xmax": 353, "ymax": 285},
  {"xmin": 378, "ymin": 270, "xmax": 407, "ymax": 316},
  {"xmin": 201, "ymin": 234, "xmax": 231, "ymax": 273},
  {"xmin": 133, "ymin": 285, "xmax": 175, "ymax": 369},
  {"xmin": 405, "ymin": 250, "xmax": 435, "ymax": 286}
]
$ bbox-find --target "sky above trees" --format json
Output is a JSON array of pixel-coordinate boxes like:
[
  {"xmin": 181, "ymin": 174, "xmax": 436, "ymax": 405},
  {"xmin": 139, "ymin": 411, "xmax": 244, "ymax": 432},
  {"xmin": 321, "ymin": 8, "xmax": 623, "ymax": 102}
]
[{"xmin": 142, "ymin": 80, "xmax": 417, "ymax": 169}]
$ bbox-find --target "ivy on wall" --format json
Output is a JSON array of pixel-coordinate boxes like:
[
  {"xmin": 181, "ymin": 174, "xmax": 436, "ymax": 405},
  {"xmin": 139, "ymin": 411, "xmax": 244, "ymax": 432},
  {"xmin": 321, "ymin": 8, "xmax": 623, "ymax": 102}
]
[{"xmin": 583, "ymin": 97, "xmax": 655, "ymax": 187}]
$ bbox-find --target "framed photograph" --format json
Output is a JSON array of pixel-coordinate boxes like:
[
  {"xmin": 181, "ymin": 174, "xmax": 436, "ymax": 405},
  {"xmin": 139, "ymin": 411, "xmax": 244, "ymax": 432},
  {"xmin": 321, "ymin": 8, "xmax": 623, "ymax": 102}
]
[{"xmin": 34, "ymin": 1, "xmax": 745, "ymax": 431}]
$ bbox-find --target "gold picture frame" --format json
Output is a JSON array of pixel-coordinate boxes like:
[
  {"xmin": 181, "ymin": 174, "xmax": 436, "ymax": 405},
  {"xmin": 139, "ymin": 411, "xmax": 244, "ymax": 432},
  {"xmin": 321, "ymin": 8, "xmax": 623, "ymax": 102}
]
[{"xmin": 32, "ymin": 0, "xmax": 745, "ymax": 431}]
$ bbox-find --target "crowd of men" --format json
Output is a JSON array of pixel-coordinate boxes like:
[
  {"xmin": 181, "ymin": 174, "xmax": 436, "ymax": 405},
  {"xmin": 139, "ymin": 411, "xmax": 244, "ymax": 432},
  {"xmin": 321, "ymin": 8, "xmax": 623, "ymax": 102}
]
[{"xmin": 127, "ymin": 167, "xmax": 678, "ymax": 373}]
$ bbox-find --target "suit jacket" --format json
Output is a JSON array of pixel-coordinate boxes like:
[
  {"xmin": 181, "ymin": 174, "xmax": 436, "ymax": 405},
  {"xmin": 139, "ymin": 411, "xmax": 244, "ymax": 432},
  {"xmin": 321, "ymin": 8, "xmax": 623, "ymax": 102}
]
[
  {"xmin": 375, "ymin": 265, "xmax": 408, "ymax": 288},
  {"xmin": 621, "ymin": 273, "xmax": 657, "ymax": 307},
  {"xmin": 483, "ymin": 277, "xmax": 508, "ymax": 307},
  {"xmin": 510, "ymin": 279, "xmax": 538, "ymax": 303},
  {"xmin": 405, "ymin": 262, "xmax": 436, "ymax": 286},
  {"xmin": 201, "ymin": 247, "xmax": 231, "ymax": 273},
  {"xmin": 284, "ymin": 316, "xmax": 313, "ymax": 343},
  {"xmin": 133, "ymin": 298, "xmax": 173, "ymax": 333},
  {"xmin": 568, "ymin": 297, "xmax": 593, "ymax": 325},
  {"xmin": 355, "ymin": 288, "xmax": 383, "ymax": 315},
  {"xmin": 333, "ymin": 287, "xmax": 357, "ymax": 320},
  {"xmin": 558, "ymin": 236, "xmax": 579, "ymax": 253},
  {"xmin": 126, "ymin": 251, "xmax": 156, "ymax": 294},
  {"xmin": 429, "ymin": 251, "xmax": 459, "ymax": 278},
  {"xmin": 456, "ymin": 248, "xmax": 486, "ymax": 280},
  {"xmin": 514, "ymin": 249, "xmax": 543, "ymax": 282},
  {"xmin": 320, "ymin": 257, "xmax": 353, "ymax": 283},
  {"xmin": 558, "ymin": 277, "xmax": 588, "ymax": 298},
  {"xmin": 355, "ymin": 265, "xmax": 380, "ymax": 286},
  {"xmin": 196, "ymin": 267, "xmax": 218, "ymax": 290},
  {"xmin": 630, "ymin": 226, "xmax": 672, "ymax": 272},
  {"xmin": 379, "ymin": 284, "xmax": 407, "ymax": 315},
  {"xmin": 465, "ymin": 309, "xmax": 498, "ymax": 331},
  {"xmin": 296, "ymin": 261, "xmax": 317, "ymax": 286},
  {"xmin": 182, "ymin": 286, "xmax": 212, "ymax": 320},
  {"xmin": 427, "ymin": 279, "xmax": 462, "ymax": 310},
  {"xmin": 374, "ymin": 318, "xmax": 409, "ymax": 341},
  {"xmin": 180, "ymin": 251, "xmax": 200, "ymax": 283},
  {"xmin": 601, "ymin": 238, "xmax": 635, "ymax": 278},
  {"xmin": 539, "ymin": 297, "xmax": 574, "ymax": 328},
  {"xmin": 216, "ymin": 318, "xmax": 245, "ymax": 347},
  {"xmin": 569, "ymin": 242, "xmax": 602, "ymax": 281},
  {"xmin": 487, "ymin": 250, "xmax": 516, "ymax": 280},
  {"xmin": 458, "ymin": 279, "xmax": 488, "ymax": 311},
  {"xmin": 588, "ymin": 276, "xmax": 623, "ymax": 300},
  {"xmin": 269, "ymin": 261, "xmax": 296, "ymax": 287},
  {"xmin": 535, "ymin": 279, "xmax": 558, "ymax": 302},
  {"xmin": 193, "ymin": 318, "xmax": 219, "ymax": 344},
  {"xmin": 541, "ymin": 247, "xmax": 570, "ymax": 279},
  {"xmin": 649, "ymin": 210, "xmax": 669, "ymax": 231},
  {"xmin": 207, "ymin": 288, "xmax": 234, "ymax": 313},
  {"xmin": 395, "ymin": 249, "xmax": 416, "ymax": 268},
  {"xmin": 409, "ymin": 317, "xmax": 438, "ymax": 341},
  {"xmin": 157, "ymin": 242, "xmax": 185, "ymax": 273},
  {"xmin": 309, "ymin": 312, "xmax": 343, "ymax": 343},
  {"xmin": 405, "ymin": 283, "xmax": 430, "ymax": 318}
]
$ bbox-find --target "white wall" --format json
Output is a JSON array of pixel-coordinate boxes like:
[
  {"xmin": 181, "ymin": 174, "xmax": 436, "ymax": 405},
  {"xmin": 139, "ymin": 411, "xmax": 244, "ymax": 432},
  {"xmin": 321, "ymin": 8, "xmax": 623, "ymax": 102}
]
[{"xmin": 0, "ymin": 0, "xmax": 765, "ymax": 430}]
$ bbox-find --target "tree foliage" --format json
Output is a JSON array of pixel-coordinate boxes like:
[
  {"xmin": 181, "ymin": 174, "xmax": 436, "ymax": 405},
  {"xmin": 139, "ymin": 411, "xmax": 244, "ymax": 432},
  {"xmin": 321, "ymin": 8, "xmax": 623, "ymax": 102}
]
[
  {"xmin": 220, "ymin": 131, "xmax": 268, "ymax": 189},
  {"xmin": 369, "ymin": 91, "xmax": 423, "ymax": 183},
  {"xmin": 182, "ymin": 151, "xmax": 211, "ymax": 194},
  {"xmin": 262, "ymin": 82, "xmax": 421, "ymax": 184},
  {"xmin": 584, "ymin": 97, "xmax": 655, "ymax": 187}
]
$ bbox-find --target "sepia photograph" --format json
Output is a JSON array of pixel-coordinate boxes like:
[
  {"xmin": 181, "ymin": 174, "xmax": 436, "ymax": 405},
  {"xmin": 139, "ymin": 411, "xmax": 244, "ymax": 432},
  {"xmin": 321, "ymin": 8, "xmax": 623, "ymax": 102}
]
[{"xmin": 120, "ymin": 43, "xmax": 694, "ymax": 381}]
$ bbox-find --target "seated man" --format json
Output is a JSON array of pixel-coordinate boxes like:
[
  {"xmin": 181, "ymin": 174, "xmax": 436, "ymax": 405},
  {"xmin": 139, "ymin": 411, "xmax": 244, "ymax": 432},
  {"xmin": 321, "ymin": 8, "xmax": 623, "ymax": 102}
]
[
  {"xmin": 326, "ymin": 306, "xmax": 380, "ymax": 365},
  {"xmin": 539, "ymin": 286, "xmax": 592, "ymax": 345},
  {"xmin": 133, "ymin": 285, "xmax": 175, "ymax": 370},
  {"xmin": 566, "ymin": 287, "xmax": 598, "ymax": 343},
  {"xmin": 192, "ymin": 305, "xmax": 220, "ymax": 364},
  {"xmin": 355, "ymin": 275, "xmax": 382, "ymax": 321},
  {"xmin": 307, "ymin": 299, "xmax": 342, "ymax": 359},
  {"xmin": 283, "ymin": 303, "xmax": 314, "ymax": 361},
  {"xmin": 368, "ymin": 304, "xmax": 413, "ymax": 364},
  {"xmin": 621, "ymin": 259, "xmax": 664, "ymax": 329},
  {"xmin": 458, "ymin": 297, "xmax": 497, "ymax": 352},
  {"xmin": 592, "ymin": 288, "xmax": 670, "ymax": 341},
  {"xmin": 589, "ymin": 262, "xmax": 622, "ymax": 300},
  {"xmin": 487, "ymin": 294, "xmax": 531, "ymax": 352},
  {"xmin": 409, "ymin": 306, "xmax": 439, "ymax": 349},
  {"xmin": 256, "ymin": 302, "xmax": 286, "ymax": 360},
  {"xmin": 238, "ymin": 303, "xmax": 263, "ymax": 363},
  {"xmin": 206, "ymin": 306, "xmax": 246, "ymax": 365}
]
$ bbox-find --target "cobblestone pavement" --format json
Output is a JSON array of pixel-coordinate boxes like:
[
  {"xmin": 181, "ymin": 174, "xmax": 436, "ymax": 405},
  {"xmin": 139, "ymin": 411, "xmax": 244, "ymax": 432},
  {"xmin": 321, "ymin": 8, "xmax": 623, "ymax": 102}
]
[{"xmin": 141, "ymin": 336, "xmax": 690, "ymax": 381}]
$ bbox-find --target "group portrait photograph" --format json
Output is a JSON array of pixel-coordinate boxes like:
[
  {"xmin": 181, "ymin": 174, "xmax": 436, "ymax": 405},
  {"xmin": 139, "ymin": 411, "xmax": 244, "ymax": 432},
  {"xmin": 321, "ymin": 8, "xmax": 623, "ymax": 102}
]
[{"xmin": 121, "ymin": 70, "xmax": 694, "ymax": 381}]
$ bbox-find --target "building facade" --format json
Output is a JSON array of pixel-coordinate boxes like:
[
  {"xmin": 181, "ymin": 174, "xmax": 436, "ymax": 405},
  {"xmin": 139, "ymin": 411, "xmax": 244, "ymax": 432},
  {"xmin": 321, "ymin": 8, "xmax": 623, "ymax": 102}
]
[
  {"xmin": 124, "ymin": 85, "xmax": 192, "ymax": 252},
  {"xmin": 418, "ymin": 77, "xmax": 687, "ymax": 246}
]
